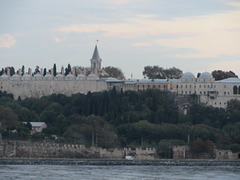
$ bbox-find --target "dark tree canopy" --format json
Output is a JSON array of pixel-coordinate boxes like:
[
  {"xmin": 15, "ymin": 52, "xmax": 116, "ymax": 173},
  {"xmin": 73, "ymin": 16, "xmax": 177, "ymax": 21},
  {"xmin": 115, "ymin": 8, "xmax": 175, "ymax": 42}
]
[
  {"xmin": 143, "ymin": 66, "xmax": 182, "ymax": 79},
  {"xmin": 211, "ymin": 70, "xmax": 238, "ymax": 81},
  {"xmin": 53, "ymin": 63, "xmax": 57, "ymax": 76},
  {"xmin": 34, "ymin": 66, "xmax": 40, "ymax": 75},
  {"xmin": 101, "ymin": 66, "xmax": 125, "ymax": 80}
]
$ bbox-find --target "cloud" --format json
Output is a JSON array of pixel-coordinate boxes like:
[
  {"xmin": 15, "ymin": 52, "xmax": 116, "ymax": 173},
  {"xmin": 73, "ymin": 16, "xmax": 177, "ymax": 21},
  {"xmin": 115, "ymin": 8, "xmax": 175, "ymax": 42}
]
[
  {"xmin": 101, "ymin": 0, "xmax": 145, "ymax": 5},
  {"xmin": 0, "ymin": 34, "xmax": 16, "ymax": 48},
  {"xmin": 55, "ymin": 37, "xmax": 64, "ymax": 42},
  {"xmin": 132, "ymin": 42, "xmax": 152, "ymax": 47},
  {"xmin": 54, "ymin": 1, "xmax": 240, "ymax": 57}
]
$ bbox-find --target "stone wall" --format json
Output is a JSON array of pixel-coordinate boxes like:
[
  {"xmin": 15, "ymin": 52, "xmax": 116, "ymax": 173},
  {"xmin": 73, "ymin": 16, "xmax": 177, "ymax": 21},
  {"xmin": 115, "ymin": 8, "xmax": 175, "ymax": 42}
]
[
  {"xmin": 215, "ymin": 149, "xmax": 240, "ymax": 160},
  {"xmin": 0, "ymin": 141, "xmax": 156, "ymax": 160},
  {"xmin": 0, "ymin": 79, "xmax": 107, "ymax": 99}
]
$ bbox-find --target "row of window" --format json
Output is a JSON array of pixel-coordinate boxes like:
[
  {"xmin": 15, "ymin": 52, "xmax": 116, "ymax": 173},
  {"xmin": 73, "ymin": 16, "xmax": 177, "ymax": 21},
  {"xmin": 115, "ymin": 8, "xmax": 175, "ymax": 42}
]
[
  {"xmin": 214, "ymin": 102, "xmax": 227, "ymax": 105},
  {"xmin": 137, "ymin": 84, "xmax": 167, "ymax": 88},
  {"xmin": 180, "ymin": 84, "xmax": 216, "ymax": 88}
]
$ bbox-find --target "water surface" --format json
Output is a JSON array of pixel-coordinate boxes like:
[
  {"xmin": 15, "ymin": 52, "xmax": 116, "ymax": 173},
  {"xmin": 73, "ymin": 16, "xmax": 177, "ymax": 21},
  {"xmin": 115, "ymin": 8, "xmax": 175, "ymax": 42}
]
[{"xmin": 0, "ymin": 165, "xmax": 240, "ymax": 180}]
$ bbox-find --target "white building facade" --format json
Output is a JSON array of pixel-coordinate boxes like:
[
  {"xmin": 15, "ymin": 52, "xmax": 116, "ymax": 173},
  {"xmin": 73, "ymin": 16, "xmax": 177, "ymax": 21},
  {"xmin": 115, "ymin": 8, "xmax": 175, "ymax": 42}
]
[{"xmin": 177, "ymin": 72, "xmax": 240, "ymax": 108}]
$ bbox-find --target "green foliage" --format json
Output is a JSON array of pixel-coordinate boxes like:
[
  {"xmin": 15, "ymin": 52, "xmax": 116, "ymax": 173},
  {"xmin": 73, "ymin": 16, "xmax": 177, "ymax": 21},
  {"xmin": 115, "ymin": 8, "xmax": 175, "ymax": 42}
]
[
  {"xmin": 143, "ymin": 66, "xmax": 182, "ymax": 79},
  {"xmin": 101, "ymin": 66, "xmax": 125, "ymax": 80},
  {"xmin": 0, "ymin": 89, "xmax": 239, "ymax": 151},
  {"xmin": 229, "ymin": 143, "xmax": 240, "ymax": 153},
  {"xmin": 0, "ymin": 106, "xmax": 18, "ymax": 130},
  {"xmin": 211, "ymin": 70, "xmax": 238, "ymax": 80}
]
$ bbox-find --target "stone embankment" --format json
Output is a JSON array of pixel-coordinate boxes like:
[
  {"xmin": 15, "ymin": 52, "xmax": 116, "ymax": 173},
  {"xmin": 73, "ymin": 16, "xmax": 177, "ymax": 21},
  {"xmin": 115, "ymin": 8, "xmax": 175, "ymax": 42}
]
[{"xmin": 0, "ymin": 159, "xmax": 240, "ymax": 166}]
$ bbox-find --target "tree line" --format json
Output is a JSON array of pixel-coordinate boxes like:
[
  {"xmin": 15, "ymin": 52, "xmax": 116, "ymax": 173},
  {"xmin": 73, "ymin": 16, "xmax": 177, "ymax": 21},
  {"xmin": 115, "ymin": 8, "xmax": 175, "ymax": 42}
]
[
  {"xmin": 0, "ymin": 64, "xmax": 125, "ymax": 79},
  {"xmin": 0, "ymin": 89, "xmax": 240, "ymax": 155}
]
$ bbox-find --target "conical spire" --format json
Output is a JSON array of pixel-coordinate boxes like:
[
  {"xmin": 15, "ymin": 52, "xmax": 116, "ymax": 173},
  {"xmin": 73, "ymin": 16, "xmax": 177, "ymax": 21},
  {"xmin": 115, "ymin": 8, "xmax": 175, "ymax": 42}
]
[{"xmin": 92, "ymin": 45, "xmax": 100, "ymax": 60}]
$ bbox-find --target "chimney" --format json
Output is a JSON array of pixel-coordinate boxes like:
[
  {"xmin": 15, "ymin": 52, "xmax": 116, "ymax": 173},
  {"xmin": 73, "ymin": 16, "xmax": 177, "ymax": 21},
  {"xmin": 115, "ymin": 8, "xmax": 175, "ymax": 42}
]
[
  {"xmin": 83, "ymin": 68, "xmax": 86, "ymax": 75},
  {"xmin": 73, "ymin": 68, "xmax": 76, "ymax": 76},
  {"xmin": 29, "ymin": 68, "xmax": 32, "ymax": 75},
  {"xmin": 40, "ymin": 68, "xmax": 43, "ymax": 75},
  {"xmin": 19, "ymin": 69, "xmax": 21, "ymax": 75},
  {"xmin": 7, "ymin": 68, "xmax": 10, "ymax": 76},
  {"xmin": 61, "ymin": 67, "xmax": 64, "ymax": 75},
  {"xmin": 51, "ymin": 68, "xmax": 53, "ymax": 75}
]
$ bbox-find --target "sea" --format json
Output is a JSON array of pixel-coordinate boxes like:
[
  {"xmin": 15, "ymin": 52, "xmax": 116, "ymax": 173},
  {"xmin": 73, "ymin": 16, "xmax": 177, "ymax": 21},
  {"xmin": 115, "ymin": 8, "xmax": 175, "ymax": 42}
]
[{"xmin": 0, "ymin": 165, "xmax": 240, "ymax": 180}]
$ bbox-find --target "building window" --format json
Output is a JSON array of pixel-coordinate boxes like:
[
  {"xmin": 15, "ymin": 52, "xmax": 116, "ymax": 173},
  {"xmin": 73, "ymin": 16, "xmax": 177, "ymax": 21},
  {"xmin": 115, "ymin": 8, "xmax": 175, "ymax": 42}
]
[
  {"xmin": 189, "ymin": 91, "xmax": 191, "ymax": 94},
  {"xmin": 204, "ymin": 85, "xmax": 206, "ymax": 88},
  {"xmin": 200, "ymin": 91, "xmax": 202, "ymax": 94},
  {"xmin": 185, "ymin": 85, "xmax": 187, "ymax": 88},
  {"xmin": 199, "ymin": 85, "xmax": 201, "ymax": 88},
  {"xmin": 182, "ymin": 91, "xmax": 183, "ymax": 94},
  {"xmin": 224, "ymin": 92, "xmax": 226, "ymax": 95},
  {"xmin": 153, "ymin": 85, "xmax": 155, "ymax": 88},
  {"xmin": 185, "ymin": 91, "xmax": 187, "ymax": 94},
  {"xmin": 148, "ymin": 85, "xmax": 150, "ymax": 88},
  {"xmin": 158, "ymin": 85, "xmax": 161, "ymax": 88},
  {"xmin": 190, "ymin": 85, "xmax": 192, "ymax": 88},
  {"xmin": 215, "ymin": 102, "xmax": 217, "ymax": 105},
  {"xmin": 224, "ymin": 85, "xmax": 226, "ymax": 88},
  {"xmin": 233, "ymin": 86, "xmax": 237, "ymax": 94}
]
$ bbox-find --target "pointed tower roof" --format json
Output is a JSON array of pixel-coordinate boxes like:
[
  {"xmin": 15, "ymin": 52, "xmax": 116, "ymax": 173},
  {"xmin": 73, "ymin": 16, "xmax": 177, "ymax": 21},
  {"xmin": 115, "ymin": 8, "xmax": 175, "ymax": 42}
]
[{"xmin": 92, "ymin": 45, "xmax": 100, "ymax": 60}]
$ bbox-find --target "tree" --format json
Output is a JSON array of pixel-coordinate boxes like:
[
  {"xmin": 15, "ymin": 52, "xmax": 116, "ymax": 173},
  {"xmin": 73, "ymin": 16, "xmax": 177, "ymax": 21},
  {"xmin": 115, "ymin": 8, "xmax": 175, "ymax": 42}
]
[
  {"xmin": 21, "ymin": 65, "xmax": 25, "ymax": 75},
  {"xmin": 227, "ymin": 99, "xmax": 240, "ymax": 111},
  {"xmin": 43, "ymin": 68, "xmax": 47, "ymax": 76},
  {"xmin": 0, "ymin": 68, "xmax": 4, "ymax": 76},
  {"xmin": 143, "ymin": 66, "xmax": 182, "ymax": 79},
  {"xmin": 211, "ymin": 70, "xmax": 238, "ymax": 80},
  {"xmin": 101, "ymin": 66, "xmax": 125, "ymax": 79},
  {"xmin": 65, "ymin": 64, "xmax": 71, "ymax": 76},
  {"xmin": 143, "ymin": 66, "xmax": 165, "ymax": 79},
  {"xmin": 0, "ymin": 106, "xmax": 18, "ymax": 131},
  {"xmin": 164, "ymin": 67, "xmax": 183, "ymax": 79},
  {"xmin": 5, "ymin": 67, "xmax": 15, "ymax": 76},
  {"xmin": 34, "ymin": 66, "xmax": 40, "ymax": 75},
  {"xmin": 53, "ymin": 63, "xmax": 57, "ymax": 76}
]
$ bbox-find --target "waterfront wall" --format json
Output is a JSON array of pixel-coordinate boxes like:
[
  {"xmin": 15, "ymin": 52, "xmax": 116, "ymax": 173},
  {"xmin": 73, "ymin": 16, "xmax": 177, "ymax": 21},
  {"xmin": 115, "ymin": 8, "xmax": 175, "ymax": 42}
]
[{"xmin": 0, "ymin": 141, "xmax": 156, "ymax": 160}]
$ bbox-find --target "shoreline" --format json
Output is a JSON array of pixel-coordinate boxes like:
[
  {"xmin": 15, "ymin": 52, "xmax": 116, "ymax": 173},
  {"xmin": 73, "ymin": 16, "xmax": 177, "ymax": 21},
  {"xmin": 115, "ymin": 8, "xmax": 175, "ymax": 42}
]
[{"xmin": 0, "ymin": 158, "xmax": 240, "ymax": 166}]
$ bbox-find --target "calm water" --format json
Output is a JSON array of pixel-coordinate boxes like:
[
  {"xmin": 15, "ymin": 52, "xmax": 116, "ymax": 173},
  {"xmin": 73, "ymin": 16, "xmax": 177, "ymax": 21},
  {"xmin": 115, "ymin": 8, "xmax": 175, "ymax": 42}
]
[{"xmin": 0, "ymin": 165, "xmax": 240, "ymax": 180}]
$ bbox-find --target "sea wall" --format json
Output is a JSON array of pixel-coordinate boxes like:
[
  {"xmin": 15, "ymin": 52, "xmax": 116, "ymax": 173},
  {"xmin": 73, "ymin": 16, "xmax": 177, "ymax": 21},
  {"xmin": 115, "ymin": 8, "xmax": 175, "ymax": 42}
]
[{"xmin": 0, "ymin": 141, "xmax": 156, "ymax": 160}]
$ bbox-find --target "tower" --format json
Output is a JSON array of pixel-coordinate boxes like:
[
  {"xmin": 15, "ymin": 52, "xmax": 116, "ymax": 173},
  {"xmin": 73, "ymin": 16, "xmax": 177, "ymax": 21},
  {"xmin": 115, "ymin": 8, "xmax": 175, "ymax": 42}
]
[{"xmin": 90, "ymin": 44, "xmax": 102, "ymax": 74}]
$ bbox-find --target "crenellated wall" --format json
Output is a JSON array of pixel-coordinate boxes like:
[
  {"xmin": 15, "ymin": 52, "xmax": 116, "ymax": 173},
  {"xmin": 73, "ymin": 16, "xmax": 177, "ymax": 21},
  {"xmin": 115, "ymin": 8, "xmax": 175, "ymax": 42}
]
[{"xmin": 0, "ymin": 141, "xmax": 156, "ymax": 160}]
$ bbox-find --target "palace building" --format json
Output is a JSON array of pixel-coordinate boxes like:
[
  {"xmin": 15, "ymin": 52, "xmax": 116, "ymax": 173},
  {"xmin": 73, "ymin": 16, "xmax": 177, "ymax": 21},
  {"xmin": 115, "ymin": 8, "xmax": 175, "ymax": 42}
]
[
  {"xmin": 1, "ymin": 45, "xmax": 240, "ymax": 109},
  {"xmin": 177, "ymin": 72, "xmax": 240, "ymax": 108}
]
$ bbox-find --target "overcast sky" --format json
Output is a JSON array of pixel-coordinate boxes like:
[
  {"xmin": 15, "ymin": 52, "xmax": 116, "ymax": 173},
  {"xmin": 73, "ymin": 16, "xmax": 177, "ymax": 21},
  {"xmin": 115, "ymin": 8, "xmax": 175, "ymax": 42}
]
[{"xmin": 0, "ymin": 0, "xmax": 240, "ymax": 79}]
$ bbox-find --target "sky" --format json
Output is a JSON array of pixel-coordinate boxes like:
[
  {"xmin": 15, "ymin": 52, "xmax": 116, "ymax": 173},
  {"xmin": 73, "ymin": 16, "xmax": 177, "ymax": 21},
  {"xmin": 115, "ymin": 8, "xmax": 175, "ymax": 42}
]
[{"xmin": 0, "ymin": 0, "xmax": 240, "ymax": 79}]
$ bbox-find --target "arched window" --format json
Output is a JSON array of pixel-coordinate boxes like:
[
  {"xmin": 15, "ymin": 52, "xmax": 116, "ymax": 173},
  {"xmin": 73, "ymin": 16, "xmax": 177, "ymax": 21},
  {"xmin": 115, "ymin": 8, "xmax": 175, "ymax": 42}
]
[{"xmin": 233, "ymin": 86, "xmax": 237, "ymax": 94}]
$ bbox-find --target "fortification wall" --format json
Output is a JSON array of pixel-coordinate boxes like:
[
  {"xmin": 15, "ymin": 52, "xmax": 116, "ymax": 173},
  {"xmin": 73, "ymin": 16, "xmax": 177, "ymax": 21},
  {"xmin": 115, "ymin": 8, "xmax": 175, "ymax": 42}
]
[
  {"xmin": 0, "ymin": 79, "xmax": 107, "ymax": 99},
  {"xmin": 0, "ymin": 141, "xmax": 156, "ymax": 160}
]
